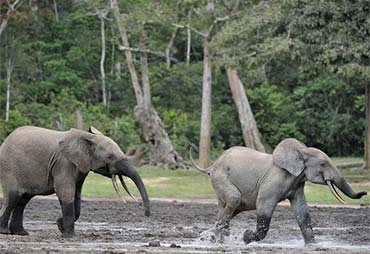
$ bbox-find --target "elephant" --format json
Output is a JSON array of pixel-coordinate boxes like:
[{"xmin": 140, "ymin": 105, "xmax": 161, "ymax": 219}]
[
  {"xmin": 0, "ymin": 126, "xmax": 150, "ymax": 238},
  {"xmin": 189, "ymin": 138, "xmax": 367, "ymax": 244}
]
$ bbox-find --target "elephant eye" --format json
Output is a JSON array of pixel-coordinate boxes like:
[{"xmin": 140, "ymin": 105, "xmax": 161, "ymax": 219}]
[
  {"xmin": 320, "ymin": 161, "xmax": 326, "ymax": 167},
  {"xmin": 107, "ymin": 154, "xmax": 114, "ymax": 161}
]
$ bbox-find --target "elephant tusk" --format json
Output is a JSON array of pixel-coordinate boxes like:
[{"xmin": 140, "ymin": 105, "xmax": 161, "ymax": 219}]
[
  {"xmin": 119, "ymin": 175, "xmax": 137, "ymax": 201},
  {"xmin": 326, "ymin": 180, "xmax": 346, "ymax": 204},
  {"xmin": 112, "ymin": 174, "xmax": 127, "ymax": 203}
]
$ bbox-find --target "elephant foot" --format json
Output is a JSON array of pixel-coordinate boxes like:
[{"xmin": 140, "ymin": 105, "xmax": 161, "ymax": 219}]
[
  {"xmin": 243, "ymin": 230, "xmax": 256, "ymax": 244},
  {"xmin": 200, "ymin": 227, "xmax": 229, "ymax": 243},
  {"xmin": 57, "ymin": 218, "xmax": 63, "ymax": 233},
  {"xmin": 10, "ymin": 228, "xmax": 29, "ymax": 236},
  {"xmin": 62, "ymin": 231, "xmax": 77, "ymax": 238},
  {"xmin": 304, "ymin": 236, "xmax": 315, "ymax": 246},
  {"xmin": 0, "ymin": 227, "xmax": 10, "ymax": 235}
]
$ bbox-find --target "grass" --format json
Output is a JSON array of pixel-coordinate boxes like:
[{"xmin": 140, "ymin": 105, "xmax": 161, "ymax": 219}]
[
  {"xmin": 83, "ymin": 168, "xmax": 215, "ymax": 199},
  {"xmin": 332, "ymin": 157, "xmax": 363, "ymax": 164},
  {"xmin": 83, "ymin": 162, "xmax": 369, "ymax": 205}
]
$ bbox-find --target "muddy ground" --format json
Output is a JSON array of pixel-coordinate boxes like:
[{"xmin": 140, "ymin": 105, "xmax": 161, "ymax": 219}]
[{"xmin": 0, "ymin": 197, "xmax": 369, "ymax": 253}]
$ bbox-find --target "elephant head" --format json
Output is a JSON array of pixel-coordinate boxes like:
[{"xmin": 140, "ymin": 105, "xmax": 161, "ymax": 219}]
[
  {"xmin": 59, "ymin": 126, "xmax": 150, "ymax": 216},
  {"xmin": 273, "ymin": 138, "xmax": 367, "ymax": 204}
]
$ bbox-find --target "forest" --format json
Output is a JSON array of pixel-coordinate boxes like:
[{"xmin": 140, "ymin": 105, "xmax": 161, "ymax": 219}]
[{"xmin": 0, "ymin": 0, "xmax": 369, "ymax": 169}]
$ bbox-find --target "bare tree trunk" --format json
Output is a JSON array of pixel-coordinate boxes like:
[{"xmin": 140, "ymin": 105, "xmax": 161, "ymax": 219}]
[
  {"xmin": 226, "ymin": 68, "xmax": 265, "ymax": 152},
  {"xmin": 186, "ymin": 11, "xmax": 191, "ymax": 65},
  {"xmin": 110, "ymin": 0, "xmax": 143, "ymax": 107},
  {"xmin": 99, "ymin": 12, "xmax": 107, "ymax": 105},
  {"xmin": 53, "ymin": 0, "xmax": 59, "ymax": 21},
  {"xmin": 75, "ymin": 108, "xmax": 83, "ymax": 130},
  {"xmin": 0, "ymin": 0, "xmax": 22, "ymax": 37},
  {"xmin": 363, "ymin": 84, "xmax": 370, "ymax": 171},
  {"xmin": 199, "ymin": 39, "xmax": 212, "ymax": 168},
  {"xmin": 111, "ymin": 0, "xmax": 186, "ymax": 169},
  {"xmin": 139, "ymin": 30, "xmax": 151, "ymax": 110},
  {"xmin": 0, "ymin": 19, "xmax": 9, "ymax": 37},
  {"xmin": 5, "ymin": 57, "xmax": 13, "ymax": 122},
  {"xmin": 165, "ymin": 27, "xmax": 177, "ymax": 69}
]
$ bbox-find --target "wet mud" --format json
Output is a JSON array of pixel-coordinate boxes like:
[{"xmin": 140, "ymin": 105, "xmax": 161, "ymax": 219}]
[{"xmin": 0, "ymin": 198, "xmax": 369, "ymax": 253}]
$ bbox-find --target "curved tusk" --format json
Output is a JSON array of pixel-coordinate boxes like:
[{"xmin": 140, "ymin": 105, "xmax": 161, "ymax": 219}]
[
  {"xmin": 119, "ymin": 175, "xmax": 137, "ymax": 201},
  {"xmin": 112, "ymin": 174, "xmax": 127, "ymax": 203},
  {"xmin": 326, "ymin": 180, "xmax": 346, "ymax": 204}
]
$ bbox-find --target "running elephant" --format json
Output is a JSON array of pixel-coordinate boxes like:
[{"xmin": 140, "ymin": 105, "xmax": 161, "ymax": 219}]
[
  {"xmin": 0, "ymin": 126, "xmax": 150, "ymax": 237},
  {"xmin": 189, "ymin": 138, "xmax": 367, "ymax": 244}
]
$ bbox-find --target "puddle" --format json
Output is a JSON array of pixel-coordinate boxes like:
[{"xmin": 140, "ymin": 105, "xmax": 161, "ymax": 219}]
[{"xmin": 187, "ymin": 235, "xmax": 370, "ymax": 251}]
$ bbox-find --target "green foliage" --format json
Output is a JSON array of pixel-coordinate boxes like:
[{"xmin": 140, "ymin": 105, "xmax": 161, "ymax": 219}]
[
  {"xmin": 248, "ymin": 83, "xmax": 304, "ymax": 147},
  {"xmin": 0, "ymin": 110, "xmax": 32, "ymax": 139},
  {"xmin": 292, "ymin": 77, "xmax": 364, "ymax": 155},
  {"xmin": 0, "ymin": 0, "xmax": 366, "ymax": 161}
]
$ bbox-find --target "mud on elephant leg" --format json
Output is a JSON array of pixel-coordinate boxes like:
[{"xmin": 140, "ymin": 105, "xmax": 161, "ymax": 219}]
[
  {"xmin": 289, "ymin": 186, "xmax": 315, "ymax": 244},
  {"xmin": 243, "ymin": 203, "xmax": 275, "ymax": 244},
  {"xmin": 208, "ymin": 196, "xmax": 241, "ymax": 243},
  {"xmin": 243, "ymin": 214, "xmax": 272, "ymax": 244},
  {"xmin": 57, "ymin": 201, "xmax": 76, "ymax": 238},
  {"xmin": 9, "ymin": 194, "xmax": 33, "ymax": 235}
]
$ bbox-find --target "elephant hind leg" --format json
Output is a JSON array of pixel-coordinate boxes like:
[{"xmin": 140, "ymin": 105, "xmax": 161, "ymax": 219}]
[
  {"xmin": 9, "ymin": 194, "xmax": 33, "ymax": 235},
  {"xmin": 213, "ymin": 183, "xmax": 242, "ymax": 241},
  {"xmin": 0, "ymin": 191, "xmax": 21, "ymax": 234}
]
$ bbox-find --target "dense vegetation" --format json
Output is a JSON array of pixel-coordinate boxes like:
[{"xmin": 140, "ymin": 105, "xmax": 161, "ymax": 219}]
[{"xmin": 0, "ymin": 0, "xmax": 367, "ymax": 160}]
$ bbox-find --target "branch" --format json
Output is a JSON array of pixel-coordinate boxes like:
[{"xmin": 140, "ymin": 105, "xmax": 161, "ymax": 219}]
[
  {"xmin": 207, "ymin": 13, "xmax": 236, "ymax": 36},
  {"xmin": 118, "ymin": 45, "xmax": 178, "ymax": 62},
  {"xmin": 173, "ymin": 23, "xmax": 207, "ymax": 37}
]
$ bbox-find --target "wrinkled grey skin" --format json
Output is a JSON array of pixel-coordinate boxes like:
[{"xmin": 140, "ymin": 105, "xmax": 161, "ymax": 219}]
[
  {"xmin": 190, "ymin": 138, "xmax": 367, "ymax": 244},
  {"xmin": 0, "ymin": 126, "xmax": 150, "ymax": 238}
]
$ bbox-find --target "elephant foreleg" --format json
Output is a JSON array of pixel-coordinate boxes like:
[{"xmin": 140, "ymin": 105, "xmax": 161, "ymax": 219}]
[
  {"xmin": 0, "ymin": 191, "xmax": 20, "ymax": 234},
  {"xmin": 57, "ymin": 200, "xmax": 76, "ymax": 238},
  {"xmin": 74, "ymin": 185, "xmax": 82, "ymax": 222},
  {"xmin": 289, "ymin": 186, "xmax": 314, "ymax": 244},
  {"xmin": 9, "ymin": 194, "xmax": 33, "ymax": 235}
]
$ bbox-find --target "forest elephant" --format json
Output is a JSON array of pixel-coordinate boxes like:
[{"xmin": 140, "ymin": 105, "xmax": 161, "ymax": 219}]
[
  {"xmin": 0, "ymin": 126, "xmax": 150, "ymax": 238},
  {"xmin": 189, "ymin": 138, "xmax": 367, "ymax": 244}
]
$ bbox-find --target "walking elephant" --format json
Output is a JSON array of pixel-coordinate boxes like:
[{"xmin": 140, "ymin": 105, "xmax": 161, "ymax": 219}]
[
  {"xmin": 189, "ymin": 138, "xmax": 367, "ymax": 244},
  {"xmin": 0, "ymin": 126, "xmax": 150, "ymax": 238}
]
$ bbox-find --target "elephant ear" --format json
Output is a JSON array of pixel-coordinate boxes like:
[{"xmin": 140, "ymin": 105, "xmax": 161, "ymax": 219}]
[
  {"xmin": 272, "ymin": 138, "xmax": 307, "ymax": 176},
  {"xmin": 59, "ymin": 129, "xmax": 96, "ymax": 174},
  {"xmin": 89, "ymin": 126, "xmax": 103, "ymax": 135}
]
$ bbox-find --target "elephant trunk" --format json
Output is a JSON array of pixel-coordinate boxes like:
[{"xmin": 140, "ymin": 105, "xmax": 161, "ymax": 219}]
[
  {"xmin": 331, "ymin": 176, "xmax": 367, "ymax": 200},
  {"xmin": 115, "ymin": 159, "xmax": 150, "ymax": 217}
]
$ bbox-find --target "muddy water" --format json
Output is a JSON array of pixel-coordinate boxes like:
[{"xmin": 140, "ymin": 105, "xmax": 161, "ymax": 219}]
[{"xmin": 0, "ymin": 198, "xmax": 369, "ymax": 253}]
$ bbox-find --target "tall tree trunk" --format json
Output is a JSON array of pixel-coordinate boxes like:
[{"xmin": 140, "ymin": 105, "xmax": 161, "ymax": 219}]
[
  {"xmin": 53, "ymin": 0, "xmax": 59, "ymax": 21},
  {"xmin": 199, "ymin": 39, "xmax": 212, "ymax": 168},
  {"xmin": 75, "ymin": 108, "xmax": 83, "ymax": 130},
  {"xmin": 5, "ymin": 57, "xmax": 13, "ymax": 122},
  {"xmin": 110, "ymin": 0, "xmax": 143, "ymax": 107},
  {"xmin": 165, "ymin": 27, "xmax": 177, "ymax": 69},
  {"xmin": 186, "ymin": 11, "xmax": 191, "ymax": 65},
  {"xmin": 0, "ymin": 0, "xmax": 22, "ymax": 37},
  {"xmin": 110, "ymin": 0, "xmax": 186, "ymax": 169},
  {"xmin": 99, "ymin": 12, "xmax": 107, "ymax": 105},
  {"xmin": 364, "ymin": 84, "xmax": 370, "ymax": 171},
  {"xmin": 139, "ymin": 30, "xmax": 151, "ymax": 110},
  {"xmin": 226, "ymin": 68, "xmax": 265, "ymax": 152}
]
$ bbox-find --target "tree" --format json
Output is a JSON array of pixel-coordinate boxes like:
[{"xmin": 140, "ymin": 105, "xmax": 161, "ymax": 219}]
[
  {"xmin": 174, "ymin": 0, "xmax": 242, "ymax": 167},
  {"xmin": 226, "ymin": 68, "xmax": 265, "ymax": 152},
  {"xmin": 0, "ymin": 0, "xmax": 22, "ymax": 37},
  {"xmin": 5, "ymin": 53, "xmax": 13, "ymax": 121},
  {"xmin": 273, "ymin": 0, "xmax": 370, "ymax": 170},
  {"xmin": 110, "ymin": 0, "xmax": 186, "ymax": 169}
]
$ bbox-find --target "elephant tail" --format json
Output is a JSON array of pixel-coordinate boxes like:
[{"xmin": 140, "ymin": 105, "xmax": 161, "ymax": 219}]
[{"xmin": 189, "ymin": 143, "xmax": 211, "ymax": 175}]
